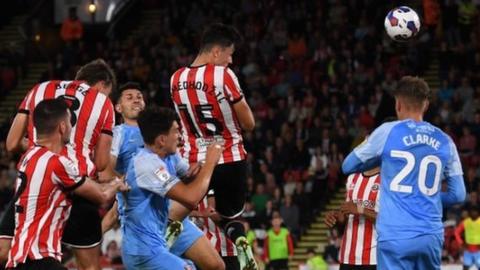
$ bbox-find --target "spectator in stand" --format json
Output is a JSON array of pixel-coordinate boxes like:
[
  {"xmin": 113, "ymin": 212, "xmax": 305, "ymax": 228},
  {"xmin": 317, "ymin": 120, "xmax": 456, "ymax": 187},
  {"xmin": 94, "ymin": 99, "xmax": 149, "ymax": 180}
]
[
  {"xmin": 101, "ymin": 241, "xmax": 122, "ymax": 266},
  {"xmin": 323, "ymin": 228, "xmax": 341, "ymax": 264},
  {"xmin": 303, "ymin": 248, "xmax": 328, "ymax": 270},
  {"xmin": 263, "ymin": 216, "xmax": 294, "ymax": 270},
  {"xmin": 242, "ymin": 201, "xmax": 258, "ymax": 228},
  {"xmin": 454, "ymin": 206, "xmax": 480, "ymax": 270},
  {"xmin": 101, "ymin": 222, "xmax": 122, "ymax": 264},
  {"xmin": 252, "ymin": 183, "xmax": 270, "ymax": 213},
  {"xmin": 279, "ymin": 195, "xmax": 300, "ymax": 238},
  {"xmin": 60, "ymin": 7, "xmax": 83, "ymax": 43}
]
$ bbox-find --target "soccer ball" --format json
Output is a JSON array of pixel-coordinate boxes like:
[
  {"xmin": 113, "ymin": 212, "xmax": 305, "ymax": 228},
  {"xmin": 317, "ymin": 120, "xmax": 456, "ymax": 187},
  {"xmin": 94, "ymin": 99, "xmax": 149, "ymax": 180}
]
[{"xmin": 384, "ymin": 6, "xmax": 421, "ymax": 42}]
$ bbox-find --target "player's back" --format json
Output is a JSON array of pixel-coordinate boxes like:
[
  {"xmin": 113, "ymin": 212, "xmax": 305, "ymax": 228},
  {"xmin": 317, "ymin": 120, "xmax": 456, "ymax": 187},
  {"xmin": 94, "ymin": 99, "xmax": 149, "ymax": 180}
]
[
  {"xmin": 377, "ymin": 119, "xmax": 461, "ymax": 241},
  {"xmin": 170, "ymin": 64, "xmax": 246, "ymax": 164},
  {"xmin": 20, "ymin": 80, "xmax": 114, "ymax": 175},
  {"xmin": 8, "ymin": 145, "xmax": 82, "ymax": 266}
]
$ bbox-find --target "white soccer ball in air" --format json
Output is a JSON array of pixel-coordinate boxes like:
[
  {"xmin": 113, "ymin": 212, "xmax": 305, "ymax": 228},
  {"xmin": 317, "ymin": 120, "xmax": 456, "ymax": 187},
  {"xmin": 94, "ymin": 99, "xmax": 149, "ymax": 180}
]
[{"xmin": 384, "ymin": 6, "xmax": 421, "ymax": 42}]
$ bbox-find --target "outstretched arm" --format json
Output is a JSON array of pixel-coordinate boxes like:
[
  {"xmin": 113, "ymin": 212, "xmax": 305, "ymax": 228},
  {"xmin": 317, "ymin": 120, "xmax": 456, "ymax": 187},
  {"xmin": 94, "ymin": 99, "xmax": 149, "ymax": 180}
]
[
  {"xmin": 6, "ymin": 113, "xmax": 28, "ymax": 153},
  {"xmin": 342, "ymin": 121, "xmax": 396, "ymax": 175}
]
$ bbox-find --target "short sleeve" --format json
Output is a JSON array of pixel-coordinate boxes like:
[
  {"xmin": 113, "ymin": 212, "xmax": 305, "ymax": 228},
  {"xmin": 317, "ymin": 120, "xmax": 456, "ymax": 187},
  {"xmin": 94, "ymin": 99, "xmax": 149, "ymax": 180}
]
[
  {"xmin": 135, "ymin": 154, "xmax": 180, "ymax": 197},
  {"xmin": 52, "ymin": 155, "xmax": 85, "ymax": 191},
  {"xmin": 101, "ymin": 99, "xmax": 115, "ymax": 136},
  {"xmin": 444, "ymin": 138, "xmax": 463, "ymax": 178},
  {"xmin": 224, "ymin": 68, "xmax": 244, "ymax": 104},
  {"xmin": 353, "ymin": 121, "xmax": 398, "ymax": 162},
  {"xmin": 111, "ymin": 125, "xmax": 124, "ymax": 157},
  {"xmin": 18, "ymin": 84, "xmax": 39, "ymax": 114}
]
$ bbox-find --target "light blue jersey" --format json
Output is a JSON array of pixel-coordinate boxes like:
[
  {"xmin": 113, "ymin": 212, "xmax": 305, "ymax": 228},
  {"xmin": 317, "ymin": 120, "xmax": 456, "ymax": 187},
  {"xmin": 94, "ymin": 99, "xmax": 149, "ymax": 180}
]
[
  {"xmin": 111, "ymin": 124, "xmax": 144, "ymax": 219},
  {"xmin": 112, "ymin": 124, "xmax": 202, "ymax": 259},
  {"xmin": 343, "ymin": 119, "xmax": 466, "ymax": 269},
  {"xmin": 121, "ymin": 147, "xmax": 201, "ymax": 269},
  {"xmin": 111, "ymin": 124, "xmax": 144, "ymax": 175},
  {"xmin": 121, "ymin": 148, "xmax": 185, "ymax": 269},
  {"xmin": 122, "ymin": 148, "xmax": 180, "ymax": 255},
  {"xmin": 343, "ymin": 119, "xmax": 465, "ymax": 241}
]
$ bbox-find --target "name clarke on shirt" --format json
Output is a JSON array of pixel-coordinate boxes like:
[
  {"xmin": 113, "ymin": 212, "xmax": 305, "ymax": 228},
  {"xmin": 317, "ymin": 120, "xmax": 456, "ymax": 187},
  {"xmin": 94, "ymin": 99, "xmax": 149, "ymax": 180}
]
[{"xmin": 402, "ymin": 134, "xmax": 440, "ymax": 150}]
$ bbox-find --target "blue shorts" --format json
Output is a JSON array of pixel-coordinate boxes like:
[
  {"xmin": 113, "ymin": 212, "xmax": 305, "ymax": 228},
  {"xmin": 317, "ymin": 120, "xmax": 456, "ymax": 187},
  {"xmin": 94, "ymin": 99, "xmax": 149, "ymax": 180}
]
[
  {"xmin": 170, "ymin": 219, "xmax": 203, "ymax": 256},
  {"xmin": 123, "ymin": 248, "xmax": 187, "ymax": 270},
  {"xmin": 464, "ymin": 250, "xmax": 480, "ymax": 267},
  {"xmin": 377, "ymin": 234, "xmax": 443, "ymax": 270}
]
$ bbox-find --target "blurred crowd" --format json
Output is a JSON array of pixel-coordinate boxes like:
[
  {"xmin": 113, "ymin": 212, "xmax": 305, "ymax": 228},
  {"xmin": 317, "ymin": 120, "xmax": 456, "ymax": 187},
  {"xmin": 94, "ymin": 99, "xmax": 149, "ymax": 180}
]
[{"xmin": 0, "ymin": 0, "xmax": 479, "ymax": 268}]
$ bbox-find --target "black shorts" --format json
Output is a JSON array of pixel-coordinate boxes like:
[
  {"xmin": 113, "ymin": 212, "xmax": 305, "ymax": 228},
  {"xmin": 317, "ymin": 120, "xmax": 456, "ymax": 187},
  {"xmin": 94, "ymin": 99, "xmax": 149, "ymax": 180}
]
[
  {"xmin": 0, "ymin": 200, "xmax": 14, "ymax": 239},
  {"xmin": 62, "ymin": 195, "xmax": 102, "ymax": 248},
  {"xmin": 222, "ymin": 256, "xmax": 240, "ymax": 270},
  {"xmin": 7, "ymin": 257, "xmax": 66, "ymax": 270},
  {"xmin": 339, "ymin": 264, "xmax": 376, "ymax": 270},
  {"xmin": 208, "ymin": 160, "xmax": 247, "ymax": 218}
]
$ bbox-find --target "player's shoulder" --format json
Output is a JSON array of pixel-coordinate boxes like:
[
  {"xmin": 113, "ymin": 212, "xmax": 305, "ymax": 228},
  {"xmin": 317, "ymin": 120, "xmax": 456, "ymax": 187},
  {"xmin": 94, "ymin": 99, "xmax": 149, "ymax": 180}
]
[
  {"xmin": 133, "ymin": 148, "xmax": 164, "ymax": 168},
  {"xmin": 171, "ymin": 66, "xmax": 188, "ymax": 78},
  {"xmin": 223, "ymin": 66, "xmax": 238, "ymax": 77},
  {"xmin": 165, "ymin": 152, "xmax": 184, "ymax": 165},
  {"xmin": 48, "ymin": 150, "xmax": 75, "ymax": 171},
  {"xmin": 112, "ymin": 124, "xmax": 125, "ymax": 137},
  {"xmin": 112, "ymin": 124, "xmax": 124, "ymax": 132},
  {"xmin": 113, "ymin": 124, "xmax": 140, "ymax": 139},
  {"xmin": 28, "ymin": 80, "xmax": 58, "ymax": 93},
  {"xmin": 416, "ymin": 121, "xmax": 453, "ymax": 142},
  {"xmin": 372, "ymin": 120, "xmax": 403, "ymax": 135},
  {"xmin": 346, "ymin": 173, "xmax": 358, "ymax": 186}
]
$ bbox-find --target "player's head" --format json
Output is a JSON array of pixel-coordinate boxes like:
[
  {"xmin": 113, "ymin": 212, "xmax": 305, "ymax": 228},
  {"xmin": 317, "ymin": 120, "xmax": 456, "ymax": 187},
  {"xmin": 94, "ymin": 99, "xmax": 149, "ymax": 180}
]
[
  {"xmin": 271, "ymin": 215, "xmax": 283, "ymax": 229},
  {"xmin": 470, "ymin": 206, "xmax": 479, "ymax": 219},
  {"xmin": 391, "ymin": 76, "xmax": 431, "ymax": 120},
  {"xmin": 75, "ymin": 59, "xmax": 116, "ymax": 96},
  {"xmin": 198, "ymin": 23, "xmax": 242, "ymax": 67},
  {"xmin": 114, "ymin": 82, "xmax": 145, "ymax": 122},
  {"xmin": 33, "ymin": 99, "xmax": 72, "ymax": 145},
  {"xmin": 138, "ymin": 107, "xmax": 180, "ymax": 155},
  {"xmin": 307, "ymin": 248, "xmax": 316, "ymax": 259}
]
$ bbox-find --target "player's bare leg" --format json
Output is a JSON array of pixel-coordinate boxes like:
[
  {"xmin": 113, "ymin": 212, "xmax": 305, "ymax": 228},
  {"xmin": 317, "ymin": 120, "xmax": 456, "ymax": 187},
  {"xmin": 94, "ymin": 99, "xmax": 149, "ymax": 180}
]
[
  {"xmin": 72, "ymin": 246, "xmax": 101, "ymax": 270},
  {"xmin": 0, "ymin": 238, "xmax": 11, "ymax": 263},
  {"xmin": 184, "ymin": 235, "xmax": 225, "ymax": 270}
]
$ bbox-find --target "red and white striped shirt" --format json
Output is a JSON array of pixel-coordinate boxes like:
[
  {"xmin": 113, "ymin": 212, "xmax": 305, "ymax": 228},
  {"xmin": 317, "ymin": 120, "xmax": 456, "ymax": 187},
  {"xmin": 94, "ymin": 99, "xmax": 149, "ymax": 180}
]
[
  {"xmin": 6, "ymin": 146, "xmax": 85, "ymax": 268},
  {"xmin": 170, "ymin": 64, "xmax": 247, "ymax": 164},
  {"xmin": 339, "ymin": 173, "xmax": 380, "ymax": 266},
  {"xmin": 193, "ymin": 197, "xmax": 237, "ymax": 257},
  {"xmin": 18, "ymin": 80, "xmax": 115, "ymax": 176}
]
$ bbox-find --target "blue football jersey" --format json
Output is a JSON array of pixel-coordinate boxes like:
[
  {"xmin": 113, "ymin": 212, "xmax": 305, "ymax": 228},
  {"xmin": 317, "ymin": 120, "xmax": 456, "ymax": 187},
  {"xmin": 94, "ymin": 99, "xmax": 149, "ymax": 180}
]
[
  {"xmin": 111, "ymin": 124, "xmax": 144, "ymax": 219},
  {"xmin": 122, "ymin": 148, "xmax": 188, "ymax": 255},
  {"xmin": 344, "ymin": 119, "xmax": 464, "ymax": 242},
  {"xmin": 111, "ymin": 124, "xmax": 144, "ymax": 175}
]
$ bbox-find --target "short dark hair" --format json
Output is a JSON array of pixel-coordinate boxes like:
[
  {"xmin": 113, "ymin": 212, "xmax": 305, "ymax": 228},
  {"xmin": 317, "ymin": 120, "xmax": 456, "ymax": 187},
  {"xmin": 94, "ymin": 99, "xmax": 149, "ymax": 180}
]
[
  {"xmin": 33, "ymin": 99, "xmax": 69, "ymax": 136},
  {"xmin": 392, "ymin": 76, "xmax": 431, "ymax": 108},
  {"xmin": 199, "ymin": 23, "xmax": 242, "ymax": 53},
  {"xmin": 138, "ymin": 107, "xmax": 177, "ymax": 145},
  {"xmin": 75, "ymin": 59, "xmax": 116, "ymax": 90},
  {"xmin": 114, "ymin": 82, "xmax": 142, "ymax": 104}
]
